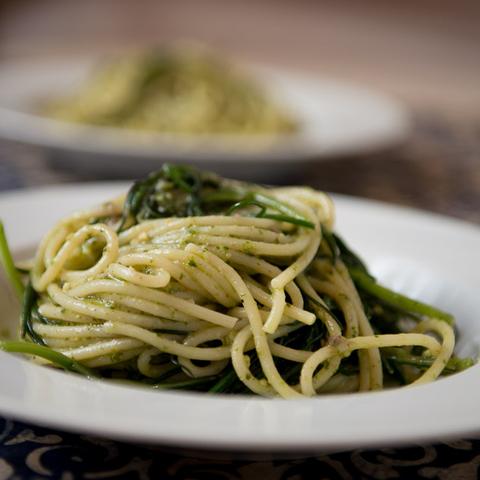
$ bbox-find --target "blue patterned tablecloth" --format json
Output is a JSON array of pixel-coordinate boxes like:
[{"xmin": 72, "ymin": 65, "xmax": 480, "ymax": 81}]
[
  {"xmin": 0, "ymin": 115, "xmax": 479, "ymax": 479},
  {"xmin": 0, "ymin": 417, "xmax": 479, "ymax": 479}
]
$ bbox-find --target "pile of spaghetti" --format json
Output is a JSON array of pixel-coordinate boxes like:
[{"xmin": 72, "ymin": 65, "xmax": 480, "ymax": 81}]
[
  {"xmin": 2, "ymin": 165, "xmax": 472, "ymax": 397},
  {"xmin": 44, "ymin": 49, "xmax": 297, "ymax": 135}
]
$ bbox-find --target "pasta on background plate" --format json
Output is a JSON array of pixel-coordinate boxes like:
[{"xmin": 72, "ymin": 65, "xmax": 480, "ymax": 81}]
[{"xmin": 44, "ymin": 49, "xmax": 297, "ymax": 135}]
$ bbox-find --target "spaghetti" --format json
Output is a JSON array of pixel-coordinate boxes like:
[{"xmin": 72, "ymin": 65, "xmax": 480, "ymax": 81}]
[
  {"xmin": 44, "ymin": 49, "xmax": 297, "ymax": 135},
  {"xmin": 1, "ymin": 165, "xmax": 472, "ymax": 397}
]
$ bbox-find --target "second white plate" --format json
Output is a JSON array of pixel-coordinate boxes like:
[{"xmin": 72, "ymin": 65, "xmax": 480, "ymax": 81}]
[{"xmin": 0, "ymin": 58, "xmax": 409, "ymax": 178}]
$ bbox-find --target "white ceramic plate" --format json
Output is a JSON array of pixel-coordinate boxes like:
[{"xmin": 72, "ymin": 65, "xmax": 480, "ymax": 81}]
[
  {"xmin": 0, "ymin": 184, "xmax": 479, "ymax": 453},
  {"xmin": 0, "ymin": 58, "xmax": 409, "ymax": 178}
]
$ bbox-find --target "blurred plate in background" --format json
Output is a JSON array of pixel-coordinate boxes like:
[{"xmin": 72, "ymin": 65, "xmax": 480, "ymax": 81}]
[{"xmin": 0, "ymin": 58, "xmax": 409, "ymax": 180}]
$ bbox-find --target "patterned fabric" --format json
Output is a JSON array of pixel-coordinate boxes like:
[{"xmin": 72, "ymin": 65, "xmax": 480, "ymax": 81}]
[
  {"xmin": 0, "ymin": 418, "xmax": 479, "ymax": 480},
  {"xmin": 0, "ymin": 114, "xmax": 479, "ymax": 479}
]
